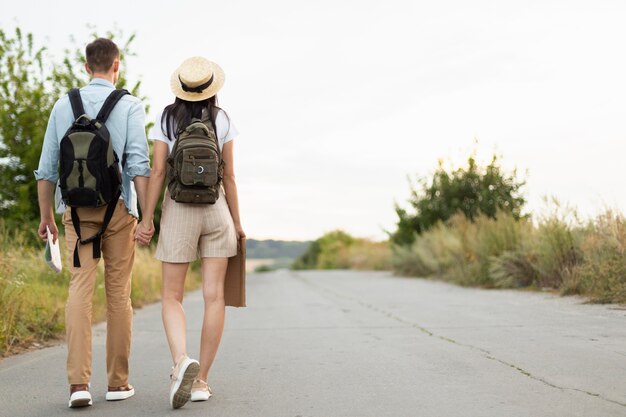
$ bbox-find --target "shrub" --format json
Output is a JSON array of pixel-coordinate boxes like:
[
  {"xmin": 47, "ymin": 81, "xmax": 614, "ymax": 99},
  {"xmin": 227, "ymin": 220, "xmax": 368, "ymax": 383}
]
[
  {"xmin": 391, "ymin": 153, "xmax": 526, "ymax": 246},
  {"xmin": 293, "ymin": 230, "xmax": 391, "ymax": 271},
  {"xmin": 254, "ymin": 264, "xmax": 273, "ymax": 273}
]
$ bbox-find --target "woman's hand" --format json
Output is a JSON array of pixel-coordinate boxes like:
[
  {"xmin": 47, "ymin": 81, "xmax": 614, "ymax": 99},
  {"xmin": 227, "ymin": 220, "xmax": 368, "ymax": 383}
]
[
  {"xmin": 234, "ymin": 223, "xmax": 246, "ymax": 252},
  {"xmin": 135, "ymin": 219, "xmax": 155, "ymax": 246},
  {"xmin": 235, "ymin": 223, "xmax": 246, "ymax": 240}
]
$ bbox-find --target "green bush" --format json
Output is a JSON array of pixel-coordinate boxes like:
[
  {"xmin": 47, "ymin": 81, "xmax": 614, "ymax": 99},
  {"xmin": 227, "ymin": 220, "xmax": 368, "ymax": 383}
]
[
  {"xmin": 391, "ymin": 153, "xmax": 526, "ymax": 246},
  {"xmin": 293, "ymin": 230, "xmax": 391, "ymax": 271},
  {"xmin": 254, "ymin": 264, "xmax": 273, "ymax": 273}
]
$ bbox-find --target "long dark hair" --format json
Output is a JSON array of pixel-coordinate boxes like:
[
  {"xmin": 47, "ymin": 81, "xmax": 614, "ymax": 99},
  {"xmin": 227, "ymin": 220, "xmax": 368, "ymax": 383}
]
[{"xmin": 161, "ymin": 95, "xmax": 230, "ymax": 140}]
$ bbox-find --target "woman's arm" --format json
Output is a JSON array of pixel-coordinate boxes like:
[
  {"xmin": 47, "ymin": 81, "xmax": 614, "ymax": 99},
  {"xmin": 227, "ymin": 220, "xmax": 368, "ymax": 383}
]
[
  {"xmin": 135, "ymin": 140, "xmax": 169, "ymax": 245},
  {"xmin": 221, "ymin": 140, "xmax": 245, "ymax": 239}
]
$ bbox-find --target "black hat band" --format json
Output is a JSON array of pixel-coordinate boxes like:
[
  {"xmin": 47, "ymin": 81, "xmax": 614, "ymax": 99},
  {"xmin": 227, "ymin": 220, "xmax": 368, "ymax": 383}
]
[{"xmin": 179, "ymin": 73, "xmax": 214, "ymax": 93}]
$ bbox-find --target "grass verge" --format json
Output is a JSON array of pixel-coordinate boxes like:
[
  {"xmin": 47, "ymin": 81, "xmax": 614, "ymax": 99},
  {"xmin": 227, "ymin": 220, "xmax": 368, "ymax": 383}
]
[
  {"xmin": 393, "ymin": 208, "xmax": 626, "ymax": 304},
  {"xmin": 0, "ymin": 222, "xmax": 201, "ymax": 356}
]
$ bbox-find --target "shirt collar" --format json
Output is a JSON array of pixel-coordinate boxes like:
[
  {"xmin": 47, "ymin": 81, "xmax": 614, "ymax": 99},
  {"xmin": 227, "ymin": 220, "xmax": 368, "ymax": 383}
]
[{"xmin": 89, "ymin": 77, "xmax": 115, "ymax": 88}]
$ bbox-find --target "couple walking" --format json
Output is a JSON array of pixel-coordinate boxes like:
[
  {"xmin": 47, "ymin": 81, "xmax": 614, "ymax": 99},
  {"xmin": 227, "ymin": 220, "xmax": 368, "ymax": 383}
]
[{"xmin": 34, "ymin": 38, "xmax": 245, "ymax": 409}]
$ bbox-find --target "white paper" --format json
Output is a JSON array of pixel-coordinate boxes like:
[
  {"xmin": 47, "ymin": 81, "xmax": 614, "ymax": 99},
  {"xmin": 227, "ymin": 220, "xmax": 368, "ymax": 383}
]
[
  {"xmin": 54, "ymin": 181, "xmax": 66, "ymax": 214},
  {"xmin": 44, "ymin": 226, "xmax": 62, "ymax": 273}
]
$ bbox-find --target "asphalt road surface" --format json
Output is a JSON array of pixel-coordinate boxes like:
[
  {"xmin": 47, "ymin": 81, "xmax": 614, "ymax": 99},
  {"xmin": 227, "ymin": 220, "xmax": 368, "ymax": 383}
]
[{"xmin": 1, "ymin": 270, "xmax": 625, "ymax": 417}]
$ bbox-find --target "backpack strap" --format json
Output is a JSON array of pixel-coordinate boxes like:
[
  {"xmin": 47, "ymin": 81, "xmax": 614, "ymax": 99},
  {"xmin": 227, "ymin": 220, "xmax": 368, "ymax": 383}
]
[
  {"xmin": 96, "ymin": 89, "xmax": 130, "ymax": 123},
  {"xmin": 68, "ymin": 88, "xmax": 86, "ymax": 119},
  {"xmin": 208, "ymin": 117, "xmax": 220, "ymax": 153},
  {"xmin": 199, "ymin": 114, "xmax": 222, "ymax": 159},
  {"xmin": 70, "ymin": 189, "xmax": 121, "ymax": 268},
  {"xmin": 205, "ymin": 115, "xmax": 224, "ymax": 177}
]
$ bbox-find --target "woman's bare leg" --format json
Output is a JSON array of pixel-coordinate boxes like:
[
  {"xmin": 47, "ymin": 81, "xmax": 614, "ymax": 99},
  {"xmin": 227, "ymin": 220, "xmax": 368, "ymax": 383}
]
[
  {"xmin": 197, "ymin": 257, "xmax": 228, "ymax": 381},
  {"xmin": 161, "ymin": 262, "xmax": 190, "ymax": 364}
]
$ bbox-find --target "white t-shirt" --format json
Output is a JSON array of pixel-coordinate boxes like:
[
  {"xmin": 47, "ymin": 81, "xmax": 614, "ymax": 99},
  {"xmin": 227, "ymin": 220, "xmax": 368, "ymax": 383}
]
[{"xmin": 148, "ymin": 107, "xmax": 238, "ymax": 153}]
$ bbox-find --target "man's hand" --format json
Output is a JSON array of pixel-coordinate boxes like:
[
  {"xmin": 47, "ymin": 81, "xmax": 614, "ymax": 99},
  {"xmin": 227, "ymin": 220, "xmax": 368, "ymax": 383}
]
[
  {"xmin": 135, "ymin": 219, "xmax": 154, "ymax": 246},
  {"xmin": 38, "ymin": 218, "xmax": 58, "ymax": 244},
  {"xmin": 37, "ymin": 180, "xmax": 58, "ymax": 244}
]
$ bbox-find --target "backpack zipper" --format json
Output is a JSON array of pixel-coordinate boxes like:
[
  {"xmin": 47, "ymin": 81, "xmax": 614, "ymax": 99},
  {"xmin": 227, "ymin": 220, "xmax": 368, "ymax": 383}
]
[{"xmin": 77, "ymin": 159, "xmax": 85, "ymax": 188}]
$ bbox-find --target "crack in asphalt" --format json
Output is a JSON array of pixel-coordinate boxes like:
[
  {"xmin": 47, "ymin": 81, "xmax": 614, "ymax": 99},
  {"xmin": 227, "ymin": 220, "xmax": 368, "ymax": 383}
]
[{"xmin": 293, "ymin": 273, "xmax": 626, "ymax": 409}]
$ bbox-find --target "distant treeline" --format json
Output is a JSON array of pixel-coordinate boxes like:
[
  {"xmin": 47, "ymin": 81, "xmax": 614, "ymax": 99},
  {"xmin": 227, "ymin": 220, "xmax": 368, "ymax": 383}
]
[{"xmin": 246, "ymin": 239, "xmax": 311, "ymax": 259}]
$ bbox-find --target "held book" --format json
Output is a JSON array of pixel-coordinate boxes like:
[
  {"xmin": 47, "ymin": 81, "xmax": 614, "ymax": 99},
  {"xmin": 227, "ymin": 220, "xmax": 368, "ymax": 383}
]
[
  {"xmin": 224, "ymin": 237, "xmax": 246, "ymax": 307},
  {"xmin": 44, "ymin": 226, "xmax": 62, "ymax": 273}
]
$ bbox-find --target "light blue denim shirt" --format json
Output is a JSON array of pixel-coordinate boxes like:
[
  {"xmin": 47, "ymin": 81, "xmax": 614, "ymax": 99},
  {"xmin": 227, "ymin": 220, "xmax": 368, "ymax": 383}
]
[{"xmin": 34, "ymin": 78, "xmax": 151, "ymax": 218}]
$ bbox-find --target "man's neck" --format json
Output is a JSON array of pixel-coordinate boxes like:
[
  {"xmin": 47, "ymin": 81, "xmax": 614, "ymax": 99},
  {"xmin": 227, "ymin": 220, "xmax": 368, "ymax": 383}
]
[{"xmin": 91, "ymin": 74, "xmax": 115, "ymax": 84}]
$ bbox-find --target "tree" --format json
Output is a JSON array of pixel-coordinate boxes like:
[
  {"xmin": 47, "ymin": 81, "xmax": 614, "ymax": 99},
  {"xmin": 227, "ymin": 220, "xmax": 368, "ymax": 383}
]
[
  {"xmin": 0, "ymin": 27, "xmax": 148, "ymax": 229},
  {"xmin": 0, "ymin": 28, "xmax": 54, "ymax": 222},
  {"xmin": 292, "ymin": 230, "xmax": 355, "ymax": 270},
  {"xmin": 391, "ymin": 153, "xmax": 526, "ymax": 246}
]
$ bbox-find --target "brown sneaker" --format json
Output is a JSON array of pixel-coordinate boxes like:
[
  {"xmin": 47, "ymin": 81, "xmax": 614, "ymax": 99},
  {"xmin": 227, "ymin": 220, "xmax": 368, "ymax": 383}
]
[
  {"xmin": 106, "ymin": 384, "xmax": 135, "ymax": 401},
  {"xmin": 169, "ymin": 356, "xmax": 200, "ymax": 409},
  {"xmin": 69, "ymin": 384, "xmax": 92, "ymax": 408},
  {"xmin": 190, "ymin": 378, "xmax": 213, "ymax": 402}
]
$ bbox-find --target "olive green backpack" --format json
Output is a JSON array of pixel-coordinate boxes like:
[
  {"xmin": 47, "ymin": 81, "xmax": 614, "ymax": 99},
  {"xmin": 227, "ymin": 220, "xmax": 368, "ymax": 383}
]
[
  {"xmin": 60, "ymin": 88, "xmax": 129, "ymax": 267},
  {"xmin": 166, "ymin": 119, "xmax": 223, "ymax": 204}
]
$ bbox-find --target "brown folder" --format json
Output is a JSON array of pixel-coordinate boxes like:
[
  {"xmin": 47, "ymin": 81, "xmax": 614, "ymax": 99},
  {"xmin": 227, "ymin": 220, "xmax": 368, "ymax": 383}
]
[{"xmin": 224, "ymin": 237, "xmax": 246, "ymax": 307}]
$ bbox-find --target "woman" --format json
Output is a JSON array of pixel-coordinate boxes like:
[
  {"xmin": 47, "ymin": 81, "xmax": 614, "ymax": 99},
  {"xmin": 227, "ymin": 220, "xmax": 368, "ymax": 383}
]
[{"xmin": 136, "ymin": 56, "xmax": 245, "ymax": 409}]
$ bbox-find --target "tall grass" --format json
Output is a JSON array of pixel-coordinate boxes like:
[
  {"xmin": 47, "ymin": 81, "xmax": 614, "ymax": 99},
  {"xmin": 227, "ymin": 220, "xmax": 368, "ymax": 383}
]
[
  {"xmin": 0, "ymin": 221, "xmax": 201, "ymax": 356},
  {"xmin": 393, "ymin": 207, "xmax": 626, "ymax": 304},
  {"xmin": 393, "ymin": 212, "xmax": 529, "ymax": 287},
  {"xmin": 572, "ymin": 211, "xmax": 626, "ymax": 302}
]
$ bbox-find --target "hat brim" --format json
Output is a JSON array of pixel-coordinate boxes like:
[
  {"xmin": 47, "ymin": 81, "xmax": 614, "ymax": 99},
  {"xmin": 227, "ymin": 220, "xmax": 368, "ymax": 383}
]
[{"xmin": 170, "ymin": 61, "xmax": 225, "ymax": 102}]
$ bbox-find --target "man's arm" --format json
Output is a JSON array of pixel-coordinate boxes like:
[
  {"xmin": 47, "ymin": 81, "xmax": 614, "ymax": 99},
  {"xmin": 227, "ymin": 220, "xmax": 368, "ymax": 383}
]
[
  {"xmin": 37, "ymin": 180, "xmax": 58, "ymax": 242},
  {"xmin": 133, "ymin": 176, "xmax": 149, "ymax": 214},
  {"xmin": 125, "ymin": 100, "xmax": 151, "ymax": 214},
  {"xmin": 34, "ymin": 106, "xmax": 60, "ymax": 243}
]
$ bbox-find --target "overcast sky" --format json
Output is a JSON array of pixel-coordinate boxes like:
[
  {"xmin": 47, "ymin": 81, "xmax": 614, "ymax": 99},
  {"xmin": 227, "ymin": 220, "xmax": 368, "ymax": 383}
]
[{"xmin": 4, "ymin": 0, "xmax": 626, "ymax": 240}]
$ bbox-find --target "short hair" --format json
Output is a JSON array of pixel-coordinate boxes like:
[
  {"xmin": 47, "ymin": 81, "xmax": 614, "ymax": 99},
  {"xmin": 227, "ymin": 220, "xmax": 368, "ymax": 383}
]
[{"xmin": 85, "ymin": 38, "xmax": 119, "ymax": 73}]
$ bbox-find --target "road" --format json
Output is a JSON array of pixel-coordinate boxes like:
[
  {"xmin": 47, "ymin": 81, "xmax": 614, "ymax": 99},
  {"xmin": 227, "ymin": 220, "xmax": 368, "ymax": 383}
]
[{"xmin": 1, "ymin": 270, "xmax": 625, "ymax": 417}]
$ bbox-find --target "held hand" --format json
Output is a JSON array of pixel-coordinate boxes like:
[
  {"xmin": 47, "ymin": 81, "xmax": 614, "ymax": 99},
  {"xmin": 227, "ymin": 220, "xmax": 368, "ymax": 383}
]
[
  {"xmin": 135, "ymin": 220, "xmax": 155, "ymax": 246},
  {"xmin": 38, "ymin": 218, "xmax": 58, "ymax": 244}
]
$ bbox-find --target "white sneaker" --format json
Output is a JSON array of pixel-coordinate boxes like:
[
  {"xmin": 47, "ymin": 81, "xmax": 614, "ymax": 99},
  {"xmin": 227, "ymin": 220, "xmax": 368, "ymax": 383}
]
[
  {"xmin": 169, "ymin": 356, "xmax": 200, "ymax": 409},
  {"xmin": 68, "ymin": 389, "xmax": 92, "ymax": 408},
  {"xmin": 190, "ymin": 379, "xmax": 213, "ymax": 402},
  {"xmin": 106, "ymin": 384, "xmax": 135, "ymax": 401}
]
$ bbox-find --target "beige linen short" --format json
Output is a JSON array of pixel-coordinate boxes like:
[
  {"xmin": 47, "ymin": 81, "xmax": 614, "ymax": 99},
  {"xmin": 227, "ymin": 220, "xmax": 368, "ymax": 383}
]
[{"xmin": 156, "ymin": 189, "xmax": 237, "ymax": 262}]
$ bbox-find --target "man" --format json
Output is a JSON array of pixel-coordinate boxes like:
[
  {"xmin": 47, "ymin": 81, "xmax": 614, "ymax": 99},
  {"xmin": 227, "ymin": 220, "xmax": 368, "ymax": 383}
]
[{"xmin": 34, "ymin": 38, "xmax": 150, "ymax": 408}]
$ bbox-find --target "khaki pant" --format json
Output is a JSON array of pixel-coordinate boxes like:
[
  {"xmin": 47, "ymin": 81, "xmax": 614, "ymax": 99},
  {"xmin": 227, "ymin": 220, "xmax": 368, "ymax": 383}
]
[{"xmin": 62, "ymin": 200, "xmax": 136, "ymax": 386}]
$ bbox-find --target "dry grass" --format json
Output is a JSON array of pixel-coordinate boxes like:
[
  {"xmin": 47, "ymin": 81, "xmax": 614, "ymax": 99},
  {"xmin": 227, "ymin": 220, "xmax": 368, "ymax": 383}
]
[
  {"xmin": 571, "ymin": 211, "xmax": 626, "ymax": 303},
  {"xmin": 0, "ymin": 222, "xmax": 201, "ymax": 356},
  {"xmin": 393, "ymin": 208, "xmax": 626, "ymax": 304},
  {"xmin": 344, "ymin": 239, "xmax": 393, "ymax": 271}
]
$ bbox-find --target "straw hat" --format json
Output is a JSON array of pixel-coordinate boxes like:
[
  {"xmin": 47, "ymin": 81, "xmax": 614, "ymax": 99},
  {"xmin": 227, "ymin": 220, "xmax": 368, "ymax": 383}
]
[{"xmin": 170, "ymin": 56, "xmax": 225, "ymax": 102}]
